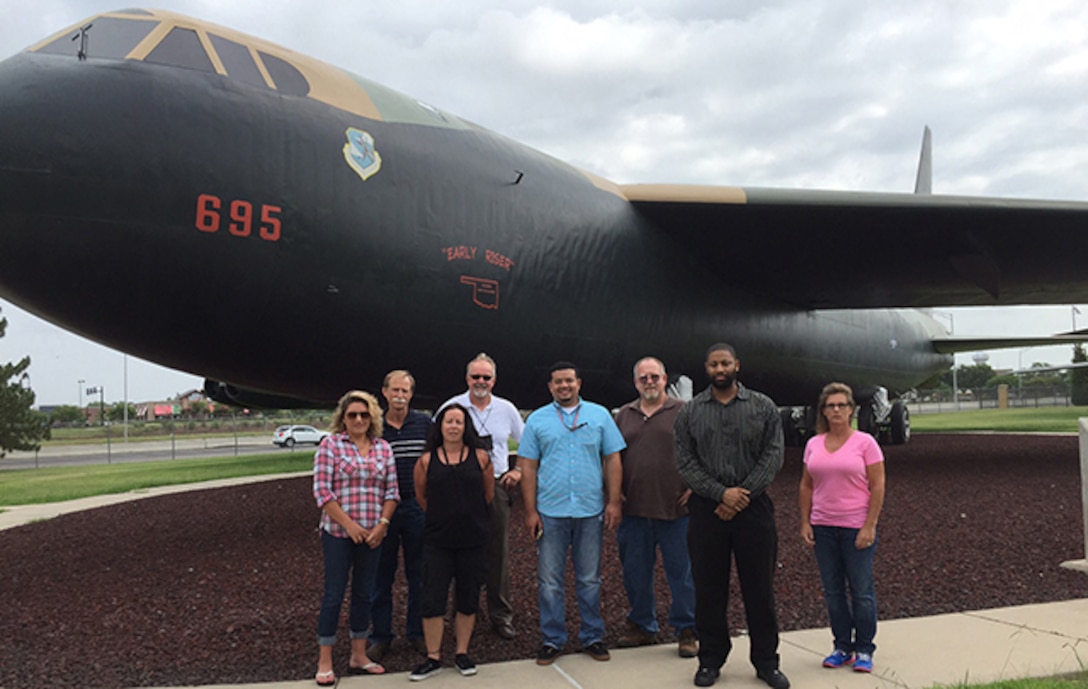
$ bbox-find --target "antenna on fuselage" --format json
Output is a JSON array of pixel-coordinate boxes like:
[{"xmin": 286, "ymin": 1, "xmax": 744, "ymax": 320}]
[
  {"xmin": 71, "ymin": 23, "xmax": 93, "ymax": 61},
  {"xmin": 914, "ymin": 125, "xmax": 932, "ymax": 194}
]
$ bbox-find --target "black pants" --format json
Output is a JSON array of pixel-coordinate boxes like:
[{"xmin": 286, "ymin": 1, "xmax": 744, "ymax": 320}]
[{"xmin": 687, "ymin": 493, "xmax": 780, "ymax": 672}]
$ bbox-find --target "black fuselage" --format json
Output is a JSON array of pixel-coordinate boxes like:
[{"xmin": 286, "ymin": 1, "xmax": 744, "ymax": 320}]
[{"xmin": 0, "ymin": 50, "xmax": 951, "ymax": 408}]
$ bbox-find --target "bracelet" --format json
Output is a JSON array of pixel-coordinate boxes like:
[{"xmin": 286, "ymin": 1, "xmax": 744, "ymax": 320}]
[{"xmin": 378, "ymin": 517, "xmax": 390, "ymax": 526}]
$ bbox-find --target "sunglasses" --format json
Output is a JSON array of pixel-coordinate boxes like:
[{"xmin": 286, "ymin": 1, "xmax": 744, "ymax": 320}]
[
  {"xmin": 346, "ymin": 411, "xmax": 371, "ymax": 420},
  {"xmin": 637, "ymin": 374, "xmax": 663, "ymax": 383},
  {"xmin": 470, "ymin": 374, "xmax": 493, "ymax": 381},
  {"xmin": 824, "ymin": 403, "xmax": 852, "ymax": 410}
]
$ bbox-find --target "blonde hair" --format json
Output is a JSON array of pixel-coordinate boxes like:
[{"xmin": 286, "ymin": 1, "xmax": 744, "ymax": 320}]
[
  {"xmin": 382, "ymin": 370, "xmax": 416, "ymax": 392},
  {"xmin": 332, "ymin": 390, "xmax": 384, "ymax": 438},
  {"xmin": 815, "ymin": 382, "xmax": 856, "ymax": 434}
]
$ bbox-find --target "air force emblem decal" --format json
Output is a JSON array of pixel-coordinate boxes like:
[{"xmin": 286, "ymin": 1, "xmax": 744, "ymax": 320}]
[{"xmin": 343, "ymin": 127, "xmax": 382, "ymax": 181}]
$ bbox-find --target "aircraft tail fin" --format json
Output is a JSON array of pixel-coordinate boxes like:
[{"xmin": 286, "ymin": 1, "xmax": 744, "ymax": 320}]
[{"xmin": 914, "ymin": 126, "xmax": 932, "ymax": 194}]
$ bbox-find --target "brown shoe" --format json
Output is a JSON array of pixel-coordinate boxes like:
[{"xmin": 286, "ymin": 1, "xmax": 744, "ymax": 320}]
[
  {"xmin": 678, "ymin": 628, "xmax": 699, "ymax": 658},
  {"xmin": 616, "ymin": 620, "xmax": 655, "ymax": 648}
]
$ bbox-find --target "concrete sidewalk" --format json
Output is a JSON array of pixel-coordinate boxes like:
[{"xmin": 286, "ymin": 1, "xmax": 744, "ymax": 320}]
[
  {"xmin": 144, "ymin": 598, "xmax": 1088, "ymax": 689},
  {"xmin": 4, "ymin": 477, "xmax": 1085, "ymax": 689}
]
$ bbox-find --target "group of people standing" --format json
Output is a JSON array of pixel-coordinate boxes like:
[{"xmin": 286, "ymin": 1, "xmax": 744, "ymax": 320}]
[{"xmin": 309, "ymin": 345, "xmax": 886, "ymax": 688}]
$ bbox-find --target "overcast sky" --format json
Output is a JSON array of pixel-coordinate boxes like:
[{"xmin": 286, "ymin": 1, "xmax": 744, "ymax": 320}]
[{"xmin": 2, "ymin": 0, "xmax": 1088, "ymax": 405}]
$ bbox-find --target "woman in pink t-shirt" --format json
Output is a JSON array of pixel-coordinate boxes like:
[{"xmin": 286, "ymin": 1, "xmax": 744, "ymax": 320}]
[{"xmin": 799, "ymin": 382, "xmax": 886, "ymax": 674}]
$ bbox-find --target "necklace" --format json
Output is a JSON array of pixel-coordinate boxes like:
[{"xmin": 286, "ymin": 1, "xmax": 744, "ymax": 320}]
[{"xmin": 438, "ymin": 444, "xmax": 467, "ymax": 465}]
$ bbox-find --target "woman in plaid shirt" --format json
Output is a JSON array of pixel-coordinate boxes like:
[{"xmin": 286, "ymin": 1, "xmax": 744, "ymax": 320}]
[{"xmin": 312, "ymin": 390, "xmax": 400, "ymax": 685}]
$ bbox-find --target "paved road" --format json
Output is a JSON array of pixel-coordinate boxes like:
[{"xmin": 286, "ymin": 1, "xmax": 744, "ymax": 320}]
[{"xmin": 0, "ymin": 436, "xmax": 321, "ymax": 470}]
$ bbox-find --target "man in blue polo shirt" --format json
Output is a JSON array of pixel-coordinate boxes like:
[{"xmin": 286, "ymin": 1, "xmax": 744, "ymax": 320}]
[{"xmin": 519, "ymin": 361, "xmax": 625, "ymax": 666}]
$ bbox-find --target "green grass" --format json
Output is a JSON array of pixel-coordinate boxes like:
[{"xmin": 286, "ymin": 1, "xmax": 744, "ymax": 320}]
[
  {"xmin": 0, "ymin": 452, "xmax": 312, "ymax": 506},
  {"xmin": 928, "ymin": 672, "xmax": 1086, "ymax": 689},
  {"xmin": 6, "ymin": 406, "xmax": 1087, "ymax": 507},
  {"xmin": 911, "ymin": 406, "xmax": 1088, "ymax": 433}
]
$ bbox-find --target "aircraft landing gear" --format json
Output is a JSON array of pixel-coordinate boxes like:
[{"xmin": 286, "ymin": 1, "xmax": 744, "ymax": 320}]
[
  {"xmin": 857, "ymin": 387, "xmax": 910, "ymax": 445},
  {"xmin": 890, "ymin": 398, "xmax": 910, "ymax": 444},
  {"xmin": 780, "ymin": 405, "xmax": 817, "ymax": 447}
]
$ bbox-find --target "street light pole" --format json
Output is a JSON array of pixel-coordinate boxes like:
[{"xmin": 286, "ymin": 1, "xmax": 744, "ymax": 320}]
[{"xmin": 123, "ymin": 354, "xmax": 128, "ymax": 442}]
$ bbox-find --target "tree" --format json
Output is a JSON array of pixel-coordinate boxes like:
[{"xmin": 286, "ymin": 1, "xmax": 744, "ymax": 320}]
[
  {"xmin": 0, "ymin": 311, "xmax": 50, "ymax": 457},
  {"xmin": 986, "ymin": 374, "xmax": 1019, "ymax": 388},
  {"xmin": 1072, "ymin": 344, "xmax": 1088, "ymax": 405},
  {"xmin": 187, "ymin": 399, "xmax": 210, "ymax": 419},
  {"xmin": 107, "ymin": 402, "xmax": 137, "ymax": 422},
  {"xmin": 50, "ymin": 405, "xmax": 86, "ymax": 426},
  {"xmin": 942, "ymin": 363, "xmax": 995, "ymax": 391}
]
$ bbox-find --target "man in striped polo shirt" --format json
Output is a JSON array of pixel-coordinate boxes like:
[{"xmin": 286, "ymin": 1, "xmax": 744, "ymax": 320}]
[{"xmin": 369, "ymin": 370, "xmax": 432, "ymax": 662}]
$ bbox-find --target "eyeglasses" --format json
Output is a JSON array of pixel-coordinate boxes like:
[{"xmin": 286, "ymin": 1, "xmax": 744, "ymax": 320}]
[
  {"xmin": 470, "ymin": 374, "xmax": 493, "ymax": 381},
  {"xmin": 637, "ymin": 374, "xmax": 663, "ymax": 384},
  {"xmin": 824, "ymin": 403, "xmax": 852, "ymax": 410},
  {"xmin": 346, "ymin": 411, "xmax": 371, "ymax": 420}
]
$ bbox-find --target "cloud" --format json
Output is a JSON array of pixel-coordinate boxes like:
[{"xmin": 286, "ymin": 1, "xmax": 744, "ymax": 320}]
[{"xmin": 3, "ymin": 0, "xmax": 1088, "ymax": 402}]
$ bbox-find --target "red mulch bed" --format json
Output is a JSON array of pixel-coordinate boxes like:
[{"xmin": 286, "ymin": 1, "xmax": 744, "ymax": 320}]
[{"xmin": 0, "ymin": 433, "xmax": 1084, "ymax": 687}]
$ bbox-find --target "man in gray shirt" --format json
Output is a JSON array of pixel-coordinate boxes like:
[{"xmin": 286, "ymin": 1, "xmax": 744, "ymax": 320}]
[{"xmin": 674, "ymin": 343, "xmax": 788, "ymax": 689}]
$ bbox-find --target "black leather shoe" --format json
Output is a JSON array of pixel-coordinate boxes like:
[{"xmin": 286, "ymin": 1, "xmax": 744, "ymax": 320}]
[
  {"xmin": 536, "ymin": 645, "xmax": 561, "ymax": 665},
  {"xmin": 493, "ymin": 620, "xmax": 516, "ymax": 640},
  {"xmin": 694, "ymin": 667, "xmax": 720, "ymax": 687},
  {"xmin": 756, "ymin": 668, "xmax": 790, "ymax": 689}
]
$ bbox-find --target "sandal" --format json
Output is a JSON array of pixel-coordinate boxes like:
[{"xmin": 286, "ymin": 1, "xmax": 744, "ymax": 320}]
[
  {"xmin": 315, "ymin": 669, "xmax": 336, "ymax": 686},
  {"xmin": 348, "ymin": 661, "xmax": 386, "ymax": 675}
]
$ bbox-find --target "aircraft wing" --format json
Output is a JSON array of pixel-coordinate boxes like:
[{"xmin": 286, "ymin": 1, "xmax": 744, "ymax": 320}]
[
  {"xmin": 622, "ymin": 184, "xmax": 1088, "ymax": 309},
  {"xmin": 930, "ymin": 335, "xmax": 1088, "ymax": 354}
]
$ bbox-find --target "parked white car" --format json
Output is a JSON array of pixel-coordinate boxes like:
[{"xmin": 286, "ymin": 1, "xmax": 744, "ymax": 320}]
[{"xmin": 273, "ymin": 424, "xmax": 328, "ymax": 448}]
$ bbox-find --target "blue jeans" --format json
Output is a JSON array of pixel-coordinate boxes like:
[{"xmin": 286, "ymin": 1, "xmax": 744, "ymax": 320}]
[
  {"xmin": 537, "ymin": 513, "xmax": 604, "ymax": 648},
  {"xmin": 318, "ymin": 530, "xmax": 382, "ymax": 645},
  {"xmin": 370, "ymin": 498, "xmax": 425, "ymax": 644},
  {"xmin": 617, "ymin": 515, "xmax": 696, "ymax": 634},
  {"xmin": 812, "ymin": 525, "xmax": 877, "ymax": 655}
]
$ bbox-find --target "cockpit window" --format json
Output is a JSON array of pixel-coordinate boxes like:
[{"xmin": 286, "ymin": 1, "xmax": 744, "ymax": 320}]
[
  {"xmin": 36, "ymin": 16, "xmax": 156, "ymax": 60},
  {"xmin": 208, "ymin": 34, "xmax": 266, "ymax": 88},
  {"xmin": 259, "ymin": 51, "xmax": 310, "ymax": 97},
  {"xmin": 145, "ymin": 27, "xmax": 215, "ymax": 73}
]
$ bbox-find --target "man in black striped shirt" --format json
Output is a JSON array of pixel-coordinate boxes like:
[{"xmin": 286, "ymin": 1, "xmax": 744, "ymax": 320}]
[
  {"xmin": 674, "ymin": 344, "xmax": 789, "ymax": 689},
  {"xmin": 370, "ymin": 370, "xmax": 432, "ymax": 661}
]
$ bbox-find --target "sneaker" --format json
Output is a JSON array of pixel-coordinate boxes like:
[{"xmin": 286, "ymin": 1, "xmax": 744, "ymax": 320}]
[
  {"xmin": 409, "ymin": 657, "xmax": 443, "ymax": 681},
  {"xmin": 582, "ymin": 640, "xmax": 610, "ymax": 661},
  {"xmin": 822, "ymin": 649, "xmax": 854, "ymax": 668},
  {"xmin": 678, "ymin": 628, "xmax": 699, "ymax": 658},
  {"xmin": 616, "ymin": 620, "xmax": 655, "ymax": 648},
  {"xmin": 756, "ymin": 667, "xmax": 791, "ymax": 689},
  {"xmin": 536, "ymin": 645, "xmax": 561, "ymax": 666},
  {"xmin": 455, "ymin": 653, "xmax": 477, "ymax": 676},
  {"xmin": 853, "ymin": 653, "xmax": 873, "ymax": 673},
  {"xmin": 694, "ymin": 666, "xmax": 720, "ymax": 687}
]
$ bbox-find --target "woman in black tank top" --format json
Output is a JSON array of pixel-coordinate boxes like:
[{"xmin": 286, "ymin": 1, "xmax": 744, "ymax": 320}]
[{"xmin": 410, "ymin": 404, "xmax": 494, "ymax": 679}]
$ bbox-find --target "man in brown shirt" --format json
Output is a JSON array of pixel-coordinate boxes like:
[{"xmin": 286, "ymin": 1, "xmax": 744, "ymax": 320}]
[{"xmin": 614, "ymin": 356, "xmax": 697, "ymax": 658}]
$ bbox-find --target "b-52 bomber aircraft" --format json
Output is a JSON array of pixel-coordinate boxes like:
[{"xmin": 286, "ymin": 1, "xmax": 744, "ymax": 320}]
[{"xmin": 2, "ymin": 9, "xmax": 1087, "ymax": 445}]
